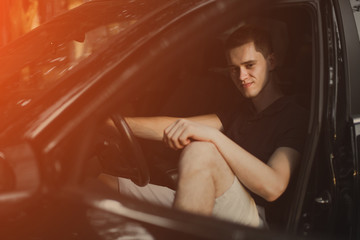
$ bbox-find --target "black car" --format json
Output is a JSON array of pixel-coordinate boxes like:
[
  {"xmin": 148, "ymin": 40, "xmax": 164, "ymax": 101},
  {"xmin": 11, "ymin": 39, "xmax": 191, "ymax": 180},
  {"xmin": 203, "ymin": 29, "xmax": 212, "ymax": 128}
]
[{"xmin": 0, "ymin": 0, "xmax": 360, "ymax": 239}]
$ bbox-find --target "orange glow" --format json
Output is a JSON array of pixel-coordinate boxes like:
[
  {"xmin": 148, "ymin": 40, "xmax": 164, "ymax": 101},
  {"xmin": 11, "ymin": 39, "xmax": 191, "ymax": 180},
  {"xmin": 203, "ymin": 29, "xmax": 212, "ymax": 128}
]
[
  {"xmin": 0, "ymin": 0, "xmax": 87, "ymax": 48},
  {"xmin": 68, "ymin": 0, "xmax": 84, "ymax": 10},
  {"xmin": 0, "ymin": 0, "xmax": 39, "ymax": 45}
]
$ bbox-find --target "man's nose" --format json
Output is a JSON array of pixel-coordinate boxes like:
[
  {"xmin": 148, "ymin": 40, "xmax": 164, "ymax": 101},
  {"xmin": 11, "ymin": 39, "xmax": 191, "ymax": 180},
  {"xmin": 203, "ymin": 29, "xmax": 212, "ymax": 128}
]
[{"xmin": 239, "ymin": 68, "xmax": 248, "ymax": 81}]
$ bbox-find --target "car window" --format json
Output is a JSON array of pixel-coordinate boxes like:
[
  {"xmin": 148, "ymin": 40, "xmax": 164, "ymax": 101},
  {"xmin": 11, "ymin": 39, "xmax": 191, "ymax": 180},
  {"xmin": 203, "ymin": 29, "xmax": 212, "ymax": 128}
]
[
  {"xmin": 0, "ymin": 0, "xmax": 168, "ymax": 125},
  {"xmin": 349, "ymin": 0, "xmax": 360, "ymax": 41}
]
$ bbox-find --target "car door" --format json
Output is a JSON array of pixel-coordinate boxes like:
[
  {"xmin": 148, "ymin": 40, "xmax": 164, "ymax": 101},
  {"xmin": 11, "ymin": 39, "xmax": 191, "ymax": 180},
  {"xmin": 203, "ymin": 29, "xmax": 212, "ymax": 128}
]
[
  {"xmin": 322, "ymin": 1, "xmax": 360, "ymax": 239},
  {"xmin": 336, "ymin": 0, "xmax": 360, "ymax": 239},
  {"xmin": 285, "ymin": 0, "xmax": 360, "ymax": 239}
]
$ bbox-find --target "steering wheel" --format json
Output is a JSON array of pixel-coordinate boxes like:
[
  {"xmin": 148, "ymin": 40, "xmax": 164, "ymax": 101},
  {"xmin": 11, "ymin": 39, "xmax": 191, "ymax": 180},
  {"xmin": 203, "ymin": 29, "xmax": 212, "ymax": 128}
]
[{"xmin": 104, "ymin": 114, "xmax": 150, "ymax": 187}]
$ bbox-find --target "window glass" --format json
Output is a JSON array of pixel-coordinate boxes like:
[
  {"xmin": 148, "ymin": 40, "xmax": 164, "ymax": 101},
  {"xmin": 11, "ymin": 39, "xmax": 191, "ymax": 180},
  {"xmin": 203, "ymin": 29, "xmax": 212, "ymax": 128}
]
[
  {"xmin": 0, "ymin": 0, "xmax": 166, "ymax": 125},
  {"xmin": 0, "ymin": 20, "xmax": 134, "ymax": 123}
]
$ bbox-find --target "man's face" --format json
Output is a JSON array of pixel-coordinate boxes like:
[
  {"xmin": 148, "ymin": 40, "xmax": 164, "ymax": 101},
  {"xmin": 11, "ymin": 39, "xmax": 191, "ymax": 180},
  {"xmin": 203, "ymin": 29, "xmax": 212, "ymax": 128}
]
[{"xmin": 228, "ymin": 41, "xmax": 274, "ymax": 98}]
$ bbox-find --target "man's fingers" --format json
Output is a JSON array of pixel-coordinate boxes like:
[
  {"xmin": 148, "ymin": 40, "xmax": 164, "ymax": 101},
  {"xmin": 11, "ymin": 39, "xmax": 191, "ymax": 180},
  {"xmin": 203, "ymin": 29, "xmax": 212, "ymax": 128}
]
[
  {"xmin": 171, "ymin": 127, "xmax": 191, "ymax": 149},
  {"xmin": 178, "ymin": 128, "xmax": 192, "ymax": 146},
  {"xmin": 163, "ymin": 119, "xmax": 190, "ymax": 150},
  {"xmin": 163, "ymin": 121, "xmax": 181, "ymax": 149},
  {"xmin": 168, "ymin": 127, "xmax": 187, "ymax": 150}
]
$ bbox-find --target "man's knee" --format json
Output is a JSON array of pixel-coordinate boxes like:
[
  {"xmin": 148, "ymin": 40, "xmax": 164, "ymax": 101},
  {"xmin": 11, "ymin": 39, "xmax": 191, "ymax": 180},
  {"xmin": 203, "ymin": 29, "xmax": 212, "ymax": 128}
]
[
  {"xmin": 178, "ymin": 141, "xmax": 220, "ymax": 175},
  {"xmin": 177, "ymin": 141, "xmax": 235, "ymax": 199},
  {"xmin": 182, "ymin": 141, "xmax": 218, "ymax": 156}
]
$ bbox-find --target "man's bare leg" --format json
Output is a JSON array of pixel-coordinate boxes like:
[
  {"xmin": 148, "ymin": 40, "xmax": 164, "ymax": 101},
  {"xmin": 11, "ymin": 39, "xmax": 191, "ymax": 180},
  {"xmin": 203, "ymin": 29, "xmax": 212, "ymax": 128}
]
[{"xmin": 173, "ymin": 141, "xmax": 235, "ymax": 215}]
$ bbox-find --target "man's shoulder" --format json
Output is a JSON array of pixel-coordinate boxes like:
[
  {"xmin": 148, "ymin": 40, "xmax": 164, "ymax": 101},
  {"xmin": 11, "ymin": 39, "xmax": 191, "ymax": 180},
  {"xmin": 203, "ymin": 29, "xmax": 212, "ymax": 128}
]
[
  {"xmin": 280, "ymin": 95, "xmax": 308, "ymax": 115},
  {"xmin": 272, "ymin": 95, "xmax": 309, "ymax": 130}
]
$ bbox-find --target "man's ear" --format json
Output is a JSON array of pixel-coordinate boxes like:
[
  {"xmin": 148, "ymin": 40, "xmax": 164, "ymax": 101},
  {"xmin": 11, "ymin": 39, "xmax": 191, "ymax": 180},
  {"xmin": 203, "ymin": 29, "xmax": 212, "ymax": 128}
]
[{"xmin": 267, "ymin": 53, "xmax": 277, "ymax": 71}]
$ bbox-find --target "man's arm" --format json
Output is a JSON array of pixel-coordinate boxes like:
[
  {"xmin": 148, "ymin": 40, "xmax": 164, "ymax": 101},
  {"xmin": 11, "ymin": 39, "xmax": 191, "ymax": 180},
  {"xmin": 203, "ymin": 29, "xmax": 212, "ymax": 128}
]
[
  {"xmin": 163, "ymin": 119, "xmax": 300, "ymax": 202},
  {"xmin": 211, "ymin": 131, "xmax": 299, "ymax": 202},
  {"xmin": 107, "ymin": 114, "xmax": 222, "ymax": 142}
]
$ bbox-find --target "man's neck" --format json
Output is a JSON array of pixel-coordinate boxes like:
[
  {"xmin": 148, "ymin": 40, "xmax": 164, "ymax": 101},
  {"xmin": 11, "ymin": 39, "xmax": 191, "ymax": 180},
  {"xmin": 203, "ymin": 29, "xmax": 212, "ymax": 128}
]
[{"xmin": 251, "ymin": 76, "xmax": 283, "ymax": 113}]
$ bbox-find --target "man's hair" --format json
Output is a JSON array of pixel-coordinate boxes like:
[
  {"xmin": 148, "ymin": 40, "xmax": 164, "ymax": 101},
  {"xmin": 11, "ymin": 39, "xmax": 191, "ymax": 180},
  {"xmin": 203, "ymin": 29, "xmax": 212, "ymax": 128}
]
[{"xmin": 225, "ymin": 24, "xmax": 273, "ymax": 58}]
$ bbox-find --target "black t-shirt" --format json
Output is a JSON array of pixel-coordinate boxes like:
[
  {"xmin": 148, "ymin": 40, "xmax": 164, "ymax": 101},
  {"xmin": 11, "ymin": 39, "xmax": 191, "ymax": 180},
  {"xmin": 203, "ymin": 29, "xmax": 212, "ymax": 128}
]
[
  {"xmin": 217, "ymin": 95, "xmax": 308, "ymax": 163},
  {"xmin": 216, "ymin": 95, "xmax": 308, "ymax": 224}
]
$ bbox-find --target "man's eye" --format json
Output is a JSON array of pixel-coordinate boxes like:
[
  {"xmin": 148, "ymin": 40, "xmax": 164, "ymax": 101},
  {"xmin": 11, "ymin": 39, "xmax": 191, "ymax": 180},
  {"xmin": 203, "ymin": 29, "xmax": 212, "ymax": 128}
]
[{"xmin": 246, "ymin": 63, "xmax": 254, "ymax": 68}]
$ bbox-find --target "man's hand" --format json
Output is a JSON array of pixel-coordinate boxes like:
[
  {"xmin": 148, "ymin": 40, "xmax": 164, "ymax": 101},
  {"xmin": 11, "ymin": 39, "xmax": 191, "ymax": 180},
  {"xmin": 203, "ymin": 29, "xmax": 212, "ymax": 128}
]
[{"xmin": 163, "ymin": 119, "xmax": 218, "ymax": 150}]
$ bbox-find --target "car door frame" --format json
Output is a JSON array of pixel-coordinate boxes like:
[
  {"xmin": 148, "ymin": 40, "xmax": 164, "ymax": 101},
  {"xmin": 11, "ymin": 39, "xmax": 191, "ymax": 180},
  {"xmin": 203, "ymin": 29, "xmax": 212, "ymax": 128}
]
[
  {"xmin": 334, "ymin": 0, "xmax": 360, "ymax": 238},
  {"xmin": 286, "ymin": 0, "xmax": 360, "ymax": 238}
]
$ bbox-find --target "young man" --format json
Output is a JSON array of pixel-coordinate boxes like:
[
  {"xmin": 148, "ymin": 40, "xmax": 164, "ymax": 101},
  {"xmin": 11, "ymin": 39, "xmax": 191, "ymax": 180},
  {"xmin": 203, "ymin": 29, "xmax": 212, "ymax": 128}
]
[{"xmin": 102, "ymin": 25, "xmax": 308, "ymax": 228}]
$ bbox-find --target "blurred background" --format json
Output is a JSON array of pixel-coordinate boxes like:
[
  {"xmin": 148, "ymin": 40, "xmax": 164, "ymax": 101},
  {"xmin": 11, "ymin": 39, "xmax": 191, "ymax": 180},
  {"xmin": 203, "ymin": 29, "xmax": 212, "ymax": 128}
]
[{"xmin": 0, "ymin": 0, "xmax": 89, "ymax": 48}]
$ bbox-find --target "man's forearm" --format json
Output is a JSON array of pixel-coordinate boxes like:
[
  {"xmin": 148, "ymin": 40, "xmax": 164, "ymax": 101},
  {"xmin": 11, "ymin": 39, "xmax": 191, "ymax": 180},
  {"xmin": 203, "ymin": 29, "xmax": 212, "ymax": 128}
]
[
  {"xmin": 210, "ymin": 131, "xmax": 297, "ymax": 202},
  {"xmin": 122, "ymin": 114, "xmax": 222, "ymax": 142},
  {"xmin": 125, "ymin": 116, "xmax": 178, "ymax": 141}
]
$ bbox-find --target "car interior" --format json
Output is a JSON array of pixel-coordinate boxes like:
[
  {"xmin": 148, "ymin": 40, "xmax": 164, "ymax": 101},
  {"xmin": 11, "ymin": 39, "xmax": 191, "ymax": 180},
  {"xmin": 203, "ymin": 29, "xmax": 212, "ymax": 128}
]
[
  {"xmin": 80, "ymin": 3, "xmax": 314, "ymax": 231},
  {"xmin": 5, "ymin": 1, "xmax": 360, "ymax": 239}
]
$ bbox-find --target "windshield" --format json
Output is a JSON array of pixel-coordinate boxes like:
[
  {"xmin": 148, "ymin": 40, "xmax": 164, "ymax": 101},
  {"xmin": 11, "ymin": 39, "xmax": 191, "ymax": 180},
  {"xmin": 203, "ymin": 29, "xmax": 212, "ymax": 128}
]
[{"xmin": 0, "ymin": 0, "xmax": 169, "ymax": 124}]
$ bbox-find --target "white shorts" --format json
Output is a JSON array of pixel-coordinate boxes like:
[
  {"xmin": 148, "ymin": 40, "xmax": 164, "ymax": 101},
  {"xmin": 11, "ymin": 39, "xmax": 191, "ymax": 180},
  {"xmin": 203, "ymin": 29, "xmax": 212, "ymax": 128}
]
[{"xmin": 117, "ymin": 177, "xmax": 266, "ymax": 228}]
